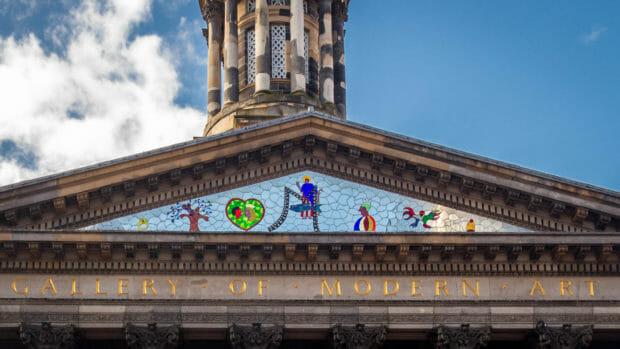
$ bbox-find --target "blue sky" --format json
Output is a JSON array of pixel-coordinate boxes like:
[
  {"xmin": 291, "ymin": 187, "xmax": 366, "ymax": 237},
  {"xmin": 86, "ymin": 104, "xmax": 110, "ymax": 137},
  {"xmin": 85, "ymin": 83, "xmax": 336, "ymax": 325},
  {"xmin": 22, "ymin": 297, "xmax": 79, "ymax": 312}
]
[{"xmin": 0, "ymin": 0, "xmax": 618, "ymax": 191}]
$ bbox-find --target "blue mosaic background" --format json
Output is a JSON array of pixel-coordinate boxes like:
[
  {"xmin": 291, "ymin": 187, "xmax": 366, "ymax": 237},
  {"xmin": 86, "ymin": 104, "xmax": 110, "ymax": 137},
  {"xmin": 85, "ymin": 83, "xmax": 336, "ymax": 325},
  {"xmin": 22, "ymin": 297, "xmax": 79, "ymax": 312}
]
[{"xmin": 83, "ymin": 171, "xmax": 529, "ymax": 232}]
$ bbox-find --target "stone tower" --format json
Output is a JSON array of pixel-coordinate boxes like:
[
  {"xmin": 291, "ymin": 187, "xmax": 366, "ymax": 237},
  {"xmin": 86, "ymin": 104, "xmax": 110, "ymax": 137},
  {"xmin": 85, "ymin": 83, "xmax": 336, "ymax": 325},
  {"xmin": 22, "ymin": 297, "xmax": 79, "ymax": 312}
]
[{"xmin": 199, "ymin": 0, "xmax": 350, "ymax": 136}]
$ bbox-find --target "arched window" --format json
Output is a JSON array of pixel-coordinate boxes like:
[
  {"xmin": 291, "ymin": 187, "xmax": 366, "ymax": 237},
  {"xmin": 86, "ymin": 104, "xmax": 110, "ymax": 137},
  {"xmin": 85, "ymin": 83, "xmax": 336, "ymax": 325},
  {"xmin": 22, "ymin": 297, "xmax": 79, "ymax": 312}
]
[
  {"xmin": 247, "ymin": 0, "xmax": 255, "ymax": 12},
  {"xmin": 246, "ymin": 29, "xmax": 256, "ymax": 84},
  {"xmin": 271, "ymin": 24, "xmax": 287, "ymax": 79}
]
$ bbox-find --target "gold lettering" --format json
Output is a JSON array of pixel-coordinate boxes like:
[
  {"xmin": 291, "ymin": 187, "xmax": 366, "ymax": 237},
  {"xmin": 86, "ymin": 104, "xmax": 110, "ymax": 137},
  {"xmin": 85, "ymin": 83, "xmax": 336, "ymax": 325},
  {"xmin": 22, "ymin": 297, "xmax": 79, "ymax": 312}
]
[
  {"xmin": 95, "ymin": 279, "xmax": 107, "ymax": 295},
  {"xmin": 71, "ymin": 279, "xmax": 83, "ymax": 295},
  {"xmin": 142, "ymin": 279, "xmax": 158, "ymax": 295},
  {"xmin": 384, "ymin": 280, "xmax": 399, "ymax": 296},
  {"xmin": 435, "ymin": 280, "xmax": 450, "ymax": 296},
  {"xmin": 229, "ymin": 279, "xmax": 247, "ymax": 296},
  {"xmin": 167, "ymin": 279, "xmax": 180, "ymax": 296},
  {"xmin": 411, "ymin": 280, "xmax": 423, "ymax": 296},
  {"xmin": 258, "ymin": 280, "xmax": 269, "ymax": 296},
  {"xmin": 12, "ymin": 278, "xmax": 28, "ymax": 294},
  {"xmin": 560, "ymin": 280, "xmax": 574, "ymax": 296},
  {"xmin": 118, "ymin": 279, "xmax": 129, "ymax": 295},
  {"xmin": 462, "ymin": 280, "xmax": 479, "ymax": 297},
  {"xmin": 40, "ymin": 278, "xmax": 58, "ymax": 295},
  {"xmin": 354, "ymin": 280, "xmax": 371, "ymax": 296},
  {"xmin": 584, "ymin": 280, "xmax": 599, "ymax": 297},
  {"xmin": 529, "ymin": 280, "xmax": 547, "ymax": 296},
  {"xmin": 321, "ymin": 279, "xmax": 341, "ymax": 296}
]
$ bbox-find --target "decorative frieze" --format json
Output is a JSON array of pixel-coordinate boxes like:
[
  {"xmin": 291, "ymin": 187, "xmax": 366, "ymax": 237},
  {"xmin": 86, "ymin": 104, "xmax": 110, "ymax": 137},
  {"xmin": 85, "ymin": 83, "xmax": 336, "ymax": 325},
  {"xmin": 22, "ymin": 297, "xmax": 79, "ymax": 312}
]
[
  {"xmin": 434, "ymin": 324, "xmax": 490, "ymax": 349},
  {"xmin": 77, "ymin": 192, "xmax": 89, "ymax": 210},
  {"xmin": 528, "ymin": 196, "xmax": 543, "ymax": 212},
  {"xmin": 19, "ymin": 322, "xmax": 79, "ymax": 349},
  {"xmin": 229, "ymin": 323, "xmax": 283, "ymax": 349},
  {"xmin": 393, "ymin": 160, "xmax": 407, "ymax": 176},
  {"xmin": 572, "ymin": 208, "xmax": 589, "ymax": 223},
  {"xmin": 483, "ymin": 184, "xmax": 497, "ymax": 200},
  {"xmin": 330, "ymin": 323, "xmax": 387, "ymax": 349},
  {"xmin": 460, "ymin": 178, "xmax": 474, "ymax": 194},
  {"xmin": 125, "ymin": 322, "xmax": 180, "ymax": 349},
  {"xmin": 529, "ymin": 321, "xmax": 592, "ymax": 349},
  {"xmin": 169, "ymin": 169, "xmax": 182, "ymax": 184},
  {"xmin": 53, "ymin": 197, "xmax": 67, "ymax": 214},
  {"xmin": 371, "ymin": 154, "xmax": 383, "ymax": 169},
  {"xmin": 238, "ymin": 153, "xmax": 249, "ymax": 168},
  {"xmin": 100, "ymin": 186, "xmax": 112, "ymax": 202},
  {"xmin": 508, "ymin": 246, "xmax": 522, "ymax": 261},
  {"xmin": 484, "ymin": 246, "xmax": 499, "ymax": 261},
  {"xmin": 304, "ymin": 136, "xmax": 316, "ymax": 153},
  {"xmin": 193, "ymin": 164, "xmax": 205, "ymax": 180},
  {"xmin": 29, "ymin": 205, "xmax": 41, "ymax": 220},
  {"xmin": 123, "ymin": 181, "xmax": 136, "ymax": 197},
  {"xmin": 148, "ymin": 176, "xmax": 159, "ymax": 191}
]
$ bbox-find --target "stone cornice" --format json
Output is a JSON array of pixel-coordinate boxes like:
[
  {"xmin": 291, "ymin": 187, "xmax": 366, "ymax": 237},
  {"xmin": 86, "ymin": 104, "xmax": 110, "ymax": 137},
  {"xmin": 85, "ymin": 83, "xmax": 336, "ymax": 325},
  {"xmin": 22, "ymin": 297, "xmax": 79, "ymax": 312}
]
[
  {"xmin": 0, "ymin": 114, "xmax": 617, "ymax": 231},
  {"xmin": 1, "ymin": 232, "xmax": 618, "ymax": 269}
]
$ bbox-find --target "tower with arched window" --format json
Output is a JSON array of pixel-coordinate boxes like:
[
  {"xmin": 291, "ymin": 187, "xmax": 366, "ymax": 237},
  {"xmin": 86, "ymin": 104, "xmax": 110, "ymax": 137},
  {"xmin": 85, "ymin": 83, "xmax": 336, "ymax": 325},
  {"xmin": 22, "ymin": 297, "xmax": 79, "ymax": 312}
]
[{"xmin": 199, "ymin": 0, "xmax": 349, "ymax": 135}]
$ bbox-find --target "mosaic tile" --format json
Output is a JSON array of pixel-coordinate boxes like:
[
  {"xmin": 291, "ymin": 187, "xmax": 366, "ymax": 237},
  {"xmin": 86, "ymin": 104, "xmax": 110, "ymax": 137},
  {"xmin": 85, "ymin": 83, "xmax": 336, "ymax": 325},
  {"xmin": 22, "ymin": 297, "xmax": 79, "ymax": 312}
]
[{"xmin": 83, "ymin": 171, "xmax": 529, "ymax": 233}]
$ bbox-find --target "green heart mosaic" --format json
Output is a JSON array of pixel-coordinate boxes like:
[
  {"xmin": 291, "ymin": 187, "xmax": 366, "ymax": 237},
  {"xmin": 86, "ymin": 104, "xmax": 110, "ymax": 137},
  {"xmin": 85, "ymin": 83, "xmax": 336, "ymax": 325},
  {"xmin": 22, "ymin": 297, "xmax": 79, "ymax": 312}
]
[{"xmin": 226, "ymin": 198, "xmax": 265, "ymax": 231}]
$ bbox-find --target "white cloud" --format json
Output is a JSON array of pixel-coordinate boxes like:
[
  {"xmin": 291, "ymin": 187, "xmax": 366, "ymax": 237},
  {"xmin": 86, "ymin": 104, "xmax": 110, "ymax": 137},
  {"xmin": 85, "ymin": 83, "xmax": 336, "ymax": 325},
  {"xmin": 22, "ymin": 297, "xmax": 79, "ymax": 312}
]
[
  {"xmin": 580, "ymin": 25, "xmax": 607, "ymax": 44},
  {"xmin": 0, "ymin": 0, "xmax": 205, "ymax": 186}
]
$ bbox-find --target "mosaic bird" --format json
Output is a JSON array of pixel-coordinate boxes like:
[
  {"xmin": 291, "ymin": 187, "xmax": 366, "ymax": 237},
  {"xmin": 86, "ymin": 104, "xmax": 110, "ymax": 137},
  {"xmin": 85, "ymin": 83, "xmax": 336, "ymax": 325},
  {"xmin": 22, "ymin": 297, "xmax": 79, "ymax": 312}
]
[{"xmin": 419, "ymin": 210, "xmax": 441, "ymax": 228}]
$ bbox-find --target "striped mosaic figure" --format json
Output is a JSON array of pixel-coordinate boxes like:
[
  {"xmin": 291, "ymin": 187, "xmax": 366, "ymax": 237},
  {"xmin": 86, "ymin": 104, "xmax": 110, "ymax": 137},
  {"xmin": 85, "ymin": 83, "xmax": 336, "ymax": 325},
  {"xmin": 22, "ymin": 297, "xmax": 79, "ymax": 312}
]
[{"xmin": 354, "ymin": 204, "xmax": 376, "ymax": 231}]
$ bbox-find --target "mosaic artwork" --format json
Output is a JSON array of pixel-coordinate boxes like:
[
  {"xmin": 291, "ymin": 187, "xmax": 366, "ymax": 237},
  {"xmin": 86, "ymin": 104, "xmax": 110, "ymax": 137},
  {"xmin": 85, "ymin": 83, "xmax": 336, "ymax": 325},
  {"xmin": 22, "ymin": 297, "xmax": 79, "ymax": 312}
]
[
  {"xmin": 226, "ymin": 198, "xmax": 264, "ymax": 231},
  {"xmin": 84, "ymin": 171, "xmax": 529, "ymax": 233}
]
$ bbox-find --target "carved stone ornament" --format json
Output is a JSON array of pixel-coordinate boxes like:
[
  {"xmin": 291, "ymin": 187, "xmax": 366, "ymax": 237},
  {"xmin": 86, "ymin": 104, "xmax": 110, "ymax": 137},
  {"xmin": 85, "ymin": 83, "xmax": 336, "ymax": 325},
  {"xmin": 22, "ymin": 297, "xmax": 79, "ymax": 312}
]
[
  {"xmin": 19, "ymin": 322, "xmax": 78, "ymax": 349},
  {"xmin": 434, "ymin": 324, "xmax": 491, "ymax": 349},
  {"xmin": 529, "ymin": 321, "xmax": 593, "ymax": 349},
  {"xmin": 330, "ymin": 323, "xmax": 388, "ymax": 349},
  {"xmin": 202, "ymin": 0, "xmax": 224, "ymax": 23},
  {"xmin": 229, "ymin": 323, "xmax": 283, "ymax": 349},
  {"xmin": 125, "ymin": 323, "xmax": 180, "ymax": 349}
]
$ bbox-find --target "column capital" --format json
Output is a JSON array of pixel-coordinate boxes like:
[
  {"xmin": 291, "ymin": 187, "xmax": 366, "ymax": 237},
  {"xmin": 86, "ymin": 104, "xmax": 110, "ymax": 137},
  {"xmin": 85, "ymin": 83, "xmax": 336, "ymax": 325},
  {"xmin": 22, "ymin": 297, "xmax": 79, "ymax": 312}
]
[
  {"xmin": 529, "ymin": 321, "xmax": 593, "ymax": 349},
  {"xmin": 19, "ymin": 322, "xmax": 79, "ymax": 349},
  {"xmin": 229, "ymin": 323, "xmax": 283, "ymax": 349},
  {"xmin": 201, "ymin": 0, "xmax": 225, "ymax": 23},
  {"xmin": 330, "ymin": 323, "xmax": 388, "ymax": 349},
  {"xmin": 125, "ymin": 322, "xmax": 181, "ymax": 349},
  {"xmin": 332, "ymin": 0, "xmax": 349, "ymax": 24},
  {"xmin": 434, "ymin": 324, "xmax": 491, "ymax": 349}
]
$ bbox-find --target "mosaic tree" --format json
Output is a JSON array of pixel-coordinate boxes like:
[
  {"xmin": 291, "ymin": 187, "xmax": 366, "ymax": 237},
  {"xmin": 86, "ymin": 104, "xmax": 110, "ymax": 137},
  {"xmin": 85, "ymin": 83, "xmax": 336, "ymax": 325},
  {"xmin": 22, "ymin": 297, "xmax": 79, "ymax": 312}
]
[{"xmin": 167, "ymin": 199, "xmax": 212, "ymax": 232}]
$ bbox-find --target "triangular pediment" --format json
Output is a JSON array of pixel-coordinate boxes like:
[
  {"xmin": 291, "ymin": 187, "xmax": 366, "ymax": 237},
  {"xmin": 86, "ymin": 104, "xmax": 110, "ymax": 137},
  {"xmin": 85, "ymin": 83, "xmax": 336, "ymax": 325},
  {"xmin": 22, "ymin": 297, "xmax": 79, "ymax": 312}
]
[
  {"xmin": 83, "ymin": 171, "xmax": 528, "ymax": 233},
  {"xmin": 1, "ymin": 113, "xmax": 617, "ymax": 232}
]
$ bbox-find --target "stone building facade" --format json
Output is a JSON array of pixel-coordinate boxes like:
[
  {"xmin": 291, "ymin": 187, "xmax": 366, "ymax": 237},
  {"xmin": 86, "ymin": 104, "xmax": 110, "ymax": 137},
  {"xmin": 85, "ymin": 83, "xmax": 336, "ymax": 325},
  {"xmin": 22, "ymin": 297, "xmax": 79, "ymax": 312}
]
[{"xmin": 0, "ymin": 1, "xmax": 619, "ymax": 348}]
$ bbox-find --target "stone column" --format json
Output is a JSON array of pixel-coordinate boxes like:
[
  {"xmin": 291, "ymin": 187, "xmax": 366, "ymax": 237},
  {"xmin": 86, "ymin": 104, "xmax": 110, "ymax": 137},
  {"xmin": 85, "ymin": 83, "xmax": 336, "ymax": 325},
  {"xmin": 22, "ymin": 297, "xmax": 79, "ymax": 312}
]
[
  {"xmin": 318, "ymin": 0, "xmax": 335, "ymax": 103},
  {"xmin": 254, "ymin": 0, "xmax": 271, "ymax": 94},
  {"xmin": 223, "ymin": 0, "xmax": 239, "ymax": 105},
  {"xmin": 125, "ymin": 323, "xmax": 180, "ymax": 349},
  {"xmin": 289, "ymin": 0, "xmax": 306, "ymax": 93},
  {"xmin": 434, "ymin": 324, "xmax": 491, "ymax": 349},
  {"xmin": 205, "ymin": 0, "xmax": 224, "ymax": 117},
  {"xmin": 332, "ymin": 0, "xmax": 347, "ymax": 115},
  {"xmin": 19, "ymin": 322, "xmax": 78, "ymax": 349}
]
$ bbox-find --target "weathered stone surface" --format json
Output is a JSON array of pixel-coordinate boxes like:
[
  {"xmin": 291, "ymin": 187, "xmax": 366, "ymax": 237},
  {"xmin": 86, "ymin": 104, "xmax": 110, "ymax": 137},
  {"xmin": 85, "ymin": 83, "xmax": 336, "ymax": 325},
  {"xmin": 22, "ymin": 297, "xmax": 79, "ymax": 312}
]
[
  {"xmin": 434, "ymin": 324, "xmax": 490, "ymax": 349},
  {"xmin": 229, "ymin": 323, "xmax": 283, "ymax": 349},
  {"xmin": 125, "ymin": 322, "xmax": 180, "ymax": 349},
  {"xmin": 19, "ymin": 322, "xmax": 78, "ymax": 349},
  {"xmin": 330, "ymin": 323, "xmax": 387, "ymax": 349},
  {"xmin": 528, "ymin": 321, "xmax": 592, "ymax": 349}
]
